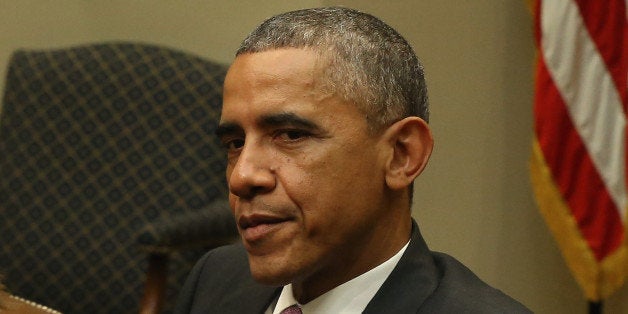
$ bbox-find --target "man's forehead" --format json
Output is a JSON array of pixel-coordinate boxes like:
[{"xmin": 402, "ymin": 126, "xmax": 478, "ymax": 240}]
[
  {"xmin": 222, "ymin": 50, "xmax": 337, "ymax": 110},
  {"xmin": 219, "ymin": 48, "xmax": 366, "ymax": 132},
  {"xmin": 226, "ymin": 48, "xmax": 324, "ymax": 81}
]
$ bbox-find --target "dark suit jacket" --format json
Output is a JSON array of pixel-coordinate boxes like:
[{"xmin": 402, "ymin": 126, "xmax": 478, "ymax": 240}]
[{"xmin": 175, "ymin": 220, "xmax": 531, "ymax": 313}]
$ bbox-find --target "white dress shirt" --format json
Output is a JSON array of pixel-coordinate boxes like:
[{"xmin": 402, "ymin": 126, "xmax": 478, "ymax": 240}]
[{"xmin": 269, "ymin": 241, "xmax": 410, "ymax": 314}]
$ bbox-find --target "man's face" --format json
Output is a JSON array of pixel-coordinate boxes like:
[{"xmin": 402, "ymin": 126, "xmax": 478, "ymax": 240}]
[{"xmin": 218, "ymin": 48, "xmax": 395, "ymax": 297}]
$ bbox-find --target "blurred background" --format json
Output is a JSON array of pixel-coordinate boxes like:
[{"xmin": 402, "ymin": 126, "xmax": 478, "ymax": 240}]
[{"xmin": 1, "ymin": 1, "xmax": 626, "ymax": 313}]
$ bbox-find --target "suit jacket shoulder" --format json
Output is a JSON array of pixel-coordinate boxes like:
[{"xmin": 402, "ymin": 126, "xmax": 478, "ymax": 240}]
[
  {"xmin": 421, "ymin": 251, "xmax": 531, "ymax": 313},
  {"xmin": 364, "ymin": 221, "xmax": 531, "ymax": 313},
  {"xmin": 174, "ymin": 244, "xmax": 279, "ymax": 314}
]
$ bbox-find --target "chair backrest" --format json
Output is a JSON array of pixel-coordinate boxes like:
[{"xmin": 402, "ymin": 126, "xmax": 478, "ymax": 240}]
[{"xmin": 0, "ymin": 42, "xmax": 228, "ymax": 313}]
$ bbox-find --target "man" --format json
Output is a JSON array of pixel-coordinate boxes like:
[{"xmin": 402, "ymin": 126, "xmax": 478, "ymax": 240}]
[{"xmin": 176, "ymin": 7, "xmax": 530, "ymax": 313}]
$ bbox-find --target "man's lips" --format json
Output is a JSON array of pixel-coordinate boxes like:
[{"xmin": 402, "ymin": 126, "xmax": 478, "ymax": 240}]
[
  {"xmin": 238, "ymin": 213, "xmax": 289, "ymax": 228},
  {"xmin": 238, "ymin": 213, "xmax": 294, "ymax": 242}
]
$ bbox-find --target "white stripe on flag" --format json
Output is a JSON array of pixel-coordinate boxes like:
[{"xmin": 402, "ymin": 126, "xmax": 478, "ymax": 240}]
[{"xmin": 541, "ymin": 0, "xmax": 627, "ymax": 218}]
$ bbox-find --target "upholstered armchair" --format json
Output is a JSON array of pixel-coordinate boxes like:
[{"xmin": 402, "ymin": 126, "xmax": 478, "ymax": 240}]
[{"xmin": 0, "ymin": 43, "xmax": 238, "ymax": 313}]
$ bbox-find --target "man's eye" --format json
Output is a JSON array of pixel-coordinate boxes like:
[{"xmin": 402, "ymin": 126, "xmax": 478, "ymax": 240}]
[
  {"xmin": 223, "ymin": 139, "xmax": 244, "ymax": 151},
  {"xmin": 277, "ymin": 130, "xmax": 310, "ymax": 141}
]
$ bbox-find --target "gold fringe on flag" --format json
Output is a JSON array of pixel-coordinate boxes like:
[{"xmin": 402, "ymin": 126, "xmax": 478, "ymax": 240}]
[{"xmin": 530, "ymin": 138, "xmax": 628, "ymax": 300}]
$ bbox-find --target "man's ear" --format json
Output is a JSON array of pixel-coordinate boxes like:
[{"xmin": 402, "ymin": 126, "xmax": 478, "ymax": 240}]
[{"xmin": 383, "ymin": 117, "xmax": 433, "ymax": 190}]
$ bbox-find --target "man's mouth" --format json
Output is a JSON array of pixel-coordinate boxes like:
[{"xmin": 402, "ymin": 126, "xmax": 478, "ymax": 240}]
[
  {"xmin": 238, "ymin": 213, "xmax": 293, "ymax": 242},
  {"xmin": 239, "ymin": 214, "xmax": 288, "ymax": 228}
]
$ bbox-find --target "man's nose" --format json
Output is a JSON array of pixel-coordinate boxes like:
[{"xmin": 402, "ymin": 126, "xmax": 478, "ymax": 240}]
[{"xmin": 228, "ymin": 143, "xmax": 276, "ymax": 199}]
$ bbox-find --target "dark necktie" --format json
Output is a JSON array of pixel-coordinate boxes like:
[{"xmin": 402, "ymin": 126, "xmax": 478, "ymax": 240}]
[{"xmin": 280, "ymin": 304, "xmax": 303, "ymax": 314}]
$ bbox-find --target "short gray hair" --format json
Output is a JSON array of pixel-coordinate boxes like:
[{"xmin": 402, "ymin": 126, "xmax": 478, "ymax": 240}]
[{"xmin": 237, "ymin": 7, "xmax": 429, "ymax": 131}]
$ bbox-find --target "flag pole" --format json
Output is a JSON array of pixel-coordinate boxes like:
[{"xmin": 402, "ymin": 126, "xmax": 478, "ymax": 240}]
[{"xmin": 589, "ymin": 301, "xmax": 602, "ymax": 314}]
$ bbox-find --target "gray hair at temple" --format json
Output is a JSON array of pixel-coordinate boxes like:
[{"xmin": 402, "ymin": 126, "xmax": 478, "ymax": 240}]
[{"xmin": 236, "ymin": 6, "xmax": 430, "ymax": 131}]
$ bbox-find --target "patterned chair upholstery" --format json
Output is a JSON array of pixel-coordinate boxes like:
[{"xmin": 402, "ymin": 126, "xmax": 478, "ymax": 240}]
[{"xmin": 0, "ymin": 43, "xmax": 238, "ymax": 313}]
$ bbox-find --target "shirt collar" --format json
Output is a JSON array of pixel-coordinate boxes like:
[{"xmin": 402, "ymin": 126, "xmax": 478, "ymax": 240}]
[{"xmin": 272, "ymin": 240, "xmax": 410, "ymax": 314}]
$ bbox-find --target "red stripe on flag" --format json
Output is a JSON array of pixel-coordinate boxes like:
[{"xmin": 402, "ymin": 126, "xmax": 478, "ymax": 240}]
[
  {"xmin": 573, "ymin": 0, "xmax": 628, "ymax": 109},
  {"xmin": 574, "ymin": 0, "xmax": 628, "ymax": 213},
  {"xmin": 534, "ymin": 58, "xmax": 624, "ymax": 260}
]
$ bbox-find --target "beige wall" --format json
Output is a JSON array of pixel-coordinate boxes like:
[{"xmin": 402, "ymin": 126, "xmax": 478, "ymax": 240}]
[
  {"xmin": 0, "ymin": 0, "xmax": 321, "ymax": 95},
  {"xmin": 3, "ymin": 1, "xmax": 628, "ymax": 313}
]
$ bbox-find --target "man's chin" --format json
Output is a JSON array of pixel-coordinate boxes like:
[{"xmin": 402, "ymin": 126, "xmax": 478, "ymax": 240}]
[
  {"xmin": 247, "ymin": 255, "xmax": 296, "ymax": 286},
  {"xmin": 249, "ymin": 268, "xmax": 294, "ymax": 286}
]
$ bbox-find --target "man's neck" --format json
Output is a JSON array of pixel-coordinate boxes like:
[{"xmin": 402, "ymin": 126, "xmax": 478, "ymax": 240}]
[
  {"xmin": 291, "ymin": 216, "xmax": 412, "ymax": 303},
  {"xmin": 273, "ymin": 239, "xmax": 411, "ymax": 314}
]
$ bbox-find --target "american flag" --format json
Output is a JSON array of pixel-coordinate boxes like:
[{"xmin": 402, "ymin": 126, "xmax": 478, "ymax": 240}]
[{"xmin": 530, "ymin": 0, "xmax": 628, "ymax": 301}]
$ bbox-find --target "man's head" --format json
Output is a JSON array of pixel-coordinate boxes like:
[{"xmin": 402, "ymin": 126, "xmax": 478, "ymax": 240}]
[
  {"xmin": 217, "ymin": 7, "xmax": 433, "ymax": 303},
  {"xmin": 236, "ymin": 6, "xmax": 429, "ymax": 132}
]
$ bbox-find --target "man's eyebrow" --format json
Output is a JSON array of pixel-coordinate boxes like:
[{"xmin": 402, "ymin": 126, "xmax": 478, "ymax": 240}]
[
  {"xmin": 258, "ymin": 112, "xmax": 320, "ymax": 130},
  {"xmin": 214, "ymin": 122, "xmax": 242, "ymax": 138},
  {"xmin": 215, "ymin": 112, "xmax": 322, "ymax": 138}
]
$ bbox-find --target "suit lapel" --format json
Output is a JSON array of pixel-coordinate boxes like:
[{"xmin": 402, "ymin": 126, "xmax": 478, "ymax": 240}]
[
  {"xmin": 211, "ymin": 264, "xmax": 281, "ymax": 313},
  {"xmin": 229, "ymin": 283, "xmax": 280, "ymax": 313},
  {"xmin": 188, "ymin": 243, "xmax": 281, "ymax": 314},
  {"xmin": 363, "ymin": 220, "xmax": 439, "ymax": 313}
]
